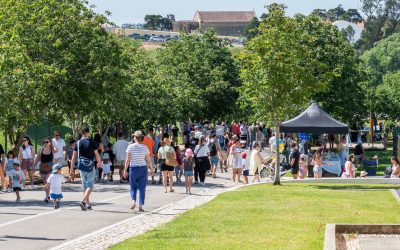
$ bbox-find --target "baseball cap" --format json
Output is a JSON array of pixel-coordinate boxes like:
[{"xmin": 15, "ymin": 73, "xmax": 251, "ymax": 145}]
[
  {"xmin": 52, "ymin": 164, "xmax": 63, "ymax": 174},
  {"xmin": 13, "ymin": 159, "xmax": 20, "ymax": 165}
]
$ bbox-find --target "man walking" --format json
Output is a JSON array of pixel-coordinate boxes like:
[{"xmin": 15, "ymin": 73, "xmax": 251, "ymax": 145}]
[
  {"xmin": 113, "ymin": 132, "xmax": 130, "ymax": 183},
  {"xmin": 289, "ymin": 142, "xmax": 300, "ymax": 179},
  {"xmin": 52, "ymin": 130, "xmax": 67, "ymax": 166},
  {"xmin": 71, "ymin": 126, "xmax": 102, "ymax": 210}
]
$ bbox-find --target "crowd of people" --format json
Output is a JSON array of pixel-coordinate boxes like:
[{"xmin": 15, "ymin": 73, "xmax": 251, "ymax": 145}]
[{"xmin": 1, "ymin": 121, "xmax": 399, "ymax": 212}]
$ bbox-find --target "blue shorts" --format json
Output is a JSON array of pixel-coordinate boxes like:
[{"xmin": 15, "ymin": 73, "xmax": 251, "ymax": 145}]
[
  {"xmin": 50, "ymin": 193, "xmax": 63, "ymax": 200},
  {"xmin": 184, "ymin": 171, "xmax": 193, "ymax": 177},
  {"xmin": 313, "ymin": 166, "xmax": 323, "ymax": 174},
  {"xmin": 80, "ymin": 169, "xmax": 96, "ymax": 190},
  {"xmin": 243, "ymin": 170, "xmax": 249, "ymax": 177},
  {"xmin": 210, "ymin": 156, "xmax": 219, "ymax": 166}
]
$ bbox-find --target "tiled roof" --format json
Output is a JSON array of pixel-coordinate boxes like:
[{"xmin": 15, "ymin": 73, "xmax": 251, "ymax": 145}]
[{"xmin": 195, "ymin": 11, "xmax": 257, "ymax": 23}]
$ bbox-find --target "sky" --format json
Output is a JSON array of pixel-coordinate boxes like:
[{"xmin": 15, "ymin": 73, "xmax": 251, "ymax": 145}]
[{"xmin": 87, "ymin": 0, "xmax": 362, "ymax": 25}]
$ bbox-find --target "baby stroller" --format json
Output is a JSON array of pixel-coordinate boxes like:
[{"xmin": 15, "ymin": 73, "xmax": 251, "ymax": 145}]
[{"xmin": 260, "ymin": 158, "xmax": 291, "ymax": 181}]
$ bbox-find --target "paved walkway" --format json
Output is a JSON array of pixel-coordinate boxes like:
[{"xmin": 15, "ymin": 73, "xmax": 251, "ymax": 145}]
[{"xmin": 0, "ymin": 169, "xmax": 238, "ymax": 250}]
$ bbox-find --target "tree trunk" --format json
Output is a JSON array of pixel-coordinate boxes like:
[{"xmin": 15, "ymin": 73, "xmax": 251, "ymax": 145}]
[
  {"xmin": 273, "ymin": 120, "xmax": 281, "ymax": 185},
  {"xmin": 71, "ymin": 114, "xmax": 83, "ymax": 140}
]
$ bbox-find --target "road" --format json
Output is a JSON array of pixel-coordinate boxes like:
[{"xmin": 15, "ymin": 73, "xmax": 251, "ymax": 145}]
[{"xmin": 0, "ymin": 170, "xmax": 234, "ymax": 250}]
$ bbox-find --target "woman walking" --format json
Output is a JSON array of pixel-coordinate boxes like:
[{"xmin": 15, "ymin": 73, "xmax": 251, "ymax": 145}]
[
  {"xmin": 124, "ymin": 131, "xmax": 154, "ymax": 212},
  {"xmin": 230, "ymin": 137, "xmax": 242, "ymax": 183},
  {"xmin": 34, "ymin": 137, "xmax": 57, "ymax": 203},
  {"xmin": 158, "ymin": 134, "xmax": 176, "ymax": 193},
  {"xmin": 18, "ymin": 136, "xmax": 35, "ymax": 190},
  {"xmin": 194, "ymin": 135, "xmax": 210, "ymax": 186}
]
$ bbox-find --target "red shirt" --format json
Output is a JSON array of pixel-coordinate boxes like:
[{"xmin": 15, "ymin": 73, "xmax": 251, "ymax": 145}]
[{"xmin": 232, "ymin": 124, "xmax": 240, "ymax": 135}]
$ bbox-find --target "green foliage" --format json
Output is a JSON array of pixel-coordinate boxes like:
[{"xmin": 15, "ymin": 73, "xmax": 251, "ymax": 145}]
[
  {"xmin": 311, "ymin": 5, "xmax": 363, "ymax": 23},
  {"xmin": 356, "ymin": 0, "xmax": 400, "ymax": 52},
  {"xmin": 239, "ymin": 5, "xmax": 333, "ymax": 125},
  {"xmin": 245, "ymin": 17, "xmax": 260, "ymax": 41},
  {"xmin": 376, "ymin": 71, "xmax": 400, "ymax": 121},
  {"xmin": 295, "ymin": 15, "xmax": 367, "ymax": 126},
  {"xmin": 156, "ymin": 29, "xmax": 240, "ymax": 122},
  {"xmin": 362, "ymin": 32, "xmax": 400, "ymax": 120},
  {"xmin": 144, "ymin": 14, "xmax": 175, "ymax": 31}
]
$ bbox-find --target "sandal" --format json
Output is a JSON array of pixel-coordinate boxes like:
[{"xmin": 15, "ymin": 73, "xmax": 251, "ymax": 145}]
[{"xmin": 169, "ymin": 189, "xmax": 175, "ymax": 193}]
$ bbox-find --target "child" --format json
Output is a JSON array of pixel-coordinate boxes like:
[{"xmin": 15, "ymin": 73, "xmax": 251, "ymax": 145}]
[
  {"xmin": 9, "ymin": 160, "xmax": 25, "ymax": 202},
  {"xmin": 183, "ymin": 148, "xmax": 195, "ymax": 194},
  {"xmin": 241, "ymin": 152, "xmax": 249, "ymax": 184},
  {"xmin": 299, "ymin": 154, "xmax": 308, "ymax": 179},
  {"xmin": 5, "ymin": 151, "xmax": 16, "ymax": 192},
  {"xmin": 46, "ymin": 164, "xmax": 67, "ymax": 209},
  {"xmin": 174, "ymin": 145, "xmax": 183, "ymax": 183},
  {"xmin": 102, "ymin": 153, "xmax": 112, "ymax": 183}
]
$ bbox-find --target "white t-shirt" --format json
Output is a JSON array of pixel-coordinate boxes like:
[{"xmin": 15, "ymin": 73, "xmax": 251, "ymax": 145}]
[
  {"xmin": 194, "ymin": 144, "xmax": 210, "ymax": 157},
  {"xmin": 126, "ymin": 143, "xmax": 150, "ymax": 167},
  {"xmin": 47, "ymin": 174, "xmax": 66, "ymax": 194},
  {"xmin": 52, "ymin": 138, "xmax": 66, "ymax": 159},
  {"xmin": 113, "ymin": 139, "xmax": 129, "ymax": 161},
  {"xmin": 20, "ymin": 145, "xmax": 34, "ymax": 159}
]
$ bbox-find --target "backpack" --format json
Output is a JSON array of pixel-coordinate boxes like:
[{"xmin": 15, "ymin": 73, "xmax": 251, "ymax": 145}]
[
  {"xmin": 384, "ymin": 166, "xmax": 392, "ymax": 178},
  {"xmin": 209, "ymin": 142, "xmax": 217, "ymax": 157}
]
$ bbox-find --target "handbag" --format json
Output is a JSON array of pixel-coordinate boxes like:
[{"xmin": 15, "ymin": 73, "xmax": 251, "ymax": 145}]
[
  {"xmin": 40, "ymin": 162, "xmax": 52, "ymax": 174},
  {"xmin": 165, "ymin": 147, "xmax": 178, "ymax": 167},
  {"xmin": 77, "ymin": 140, "xmax": 94, "ymax": 172}
]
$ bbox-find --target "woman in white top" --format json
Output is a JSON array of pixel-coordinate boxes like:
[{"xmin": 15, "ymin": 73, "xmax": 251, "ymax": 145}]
[
  {"xmin": 230, "ymin": 137, "xmax": 242, "ymax": 183},
  {"xmin": 18, "ymin": 136, "xmax": 35, "ymax": 190},
  {"xmin": 194, "ymin": 135, "xmax": 210, "ymax": 186},
  {"xmin": 250, "ymin": 142, "xmax": 268, "ymax": 183},
  {"xmin": 124, "ymin": 131, "xmax": 154, "ymax": 212},
  {"xmin": 342, "ymin": 154, "xmax": 356, "ymax": 178}
]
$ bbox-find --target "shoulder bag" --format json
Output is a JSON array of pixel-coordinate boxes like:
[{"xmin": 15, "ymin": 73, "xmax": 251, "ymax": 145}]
[{"xmin": 165, "ymin": 146, "xmax": 178, "ymax": 167}]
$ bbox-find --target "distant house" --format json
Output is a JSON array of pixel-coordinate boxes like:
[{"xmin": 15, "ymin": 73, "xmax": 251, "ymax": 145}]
[{"xmin": 173, "ymin": 11, "xmax": 257, "ymax": 37}]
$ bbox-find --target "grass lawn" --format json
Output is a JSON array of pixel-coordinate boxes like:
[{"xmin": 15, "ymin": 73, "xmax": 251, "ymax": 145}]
[{"xmin": 112, "ymin": 183, "xmax": 400, "ymax": 250}]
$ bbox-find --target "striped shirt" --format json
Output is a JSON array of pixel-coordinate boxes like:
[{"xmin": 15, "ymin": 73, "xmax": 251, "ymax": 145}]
[{"xmin": 126, "ymin": 143, "xmax": 149, "ymax": 167}]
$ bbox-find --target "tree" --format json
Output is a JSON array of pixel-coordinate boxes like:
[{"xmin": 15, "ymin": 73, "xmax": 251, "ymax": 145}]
[
  {"xmin": 0, "ymin": 0, "xmax": 128, "ymax": 143},
  {"xmin": 239, "ymin": 5, "xmax": 334, "ymax": 185},
  {"xmin": 245, "ymin": 17, "xmax": 260, "ymax": 40},
  {"xmin": 362, "ymin": 32, "xmax": 400, "ymax": 122},
  {"xmin": 295, "ymin": 15, "xmax": 366, "ymax": 126},
  {"xmin": 342, "ymin": 9, "xmax": 363, "ymax": 23},
  {"xmin": 311, "ymin": 9, "xmax": 328, "ymax": 20},
  {"xmin": 341, "ymin": 25, "xmax": 356, "ymax": 42},
  {"xmin": 156, "ymin": 29, "xmax": 240, "ymax": 123},
  {"xmin": 356, "ymin": 0, "xmax": 400, "ymax": 52},
  {"xmin": 327, "ymin": 5, "xmax": 346, "ymax": 21},
  {"xmin": 375, "ymin": 71, "xmax": 400, "ymax": 121},
  {"xmin": 144, "ymin": 14, "xmax": 175, "ymax": 31}
]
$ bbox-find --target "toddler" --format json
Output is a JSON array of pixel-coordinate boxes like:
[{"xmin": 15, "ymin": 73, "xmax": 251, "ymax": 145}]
[
  {"xmin": 102, "ymin": 153, "xmax": 112, "ymax": 183},
  {"xmin": 183, "ymin": 149, "xmax": 195, "ymax": 194},
  {"xmin": 5, "ymin": 151, "xmax": 16, "ymax": 192},
  {"xmin": 8, "ymin": 160, "xmax": 25, "ymax": 202},
  {"xmin": 46, "ymin": 164, "xmax": 67, "ymax": 209},
  {"xmin": 241, "ymin": 152, "xmax": 249, "ymax": 184}
]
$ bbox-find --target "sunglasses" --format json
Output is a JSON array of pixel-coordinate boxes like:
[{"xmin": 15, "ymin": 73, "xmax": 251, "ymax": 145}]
[{"xmin": 43, "ymin": 141, "xmax": 50, "ymax": 144}]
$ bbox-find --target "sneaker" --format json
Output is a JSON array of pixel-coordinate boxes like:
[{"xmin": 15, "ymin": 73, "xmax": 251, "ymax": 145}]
[
  {"xmin": 44, "ymin": 198, "xmax": 49, "ymax": 203},
  {"xmin": 195, "ymin": 181, "xmax": 198, "ymax": 184},
  {"xmin": 110, "ymin": 176, "xmax": 113, "ymax": 182},
  {"xmin": 79, "ymin": 201, "xmax": 87, "ymax": 211},
  {"xmin": 151, "ymin": 180, "xmax": 156, "ymax": 184},
  {"xmin": 8, "ymin": 188, "xmax": 12, "ymax": 193},
  {"xmin": 16, "ymin": 197, "xmax": 20, "ymax": 203},
  {"xmin": 86, "ymin": 204, "xmax": 92, "ymax": 210},
  {"xmin": 200, "ymin": 182, "xmax": 205, "ymax": 186},
  {"xmin": 130, "ymin": 203, "xmax": 136, "ymax": 210},
  {"xmin": 138, "ymin": 207, "xmax": 144, "ymax": 212},
  {"xmin": 30, "ymin": 184, "xmax": 34, "ymax": 190}
]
